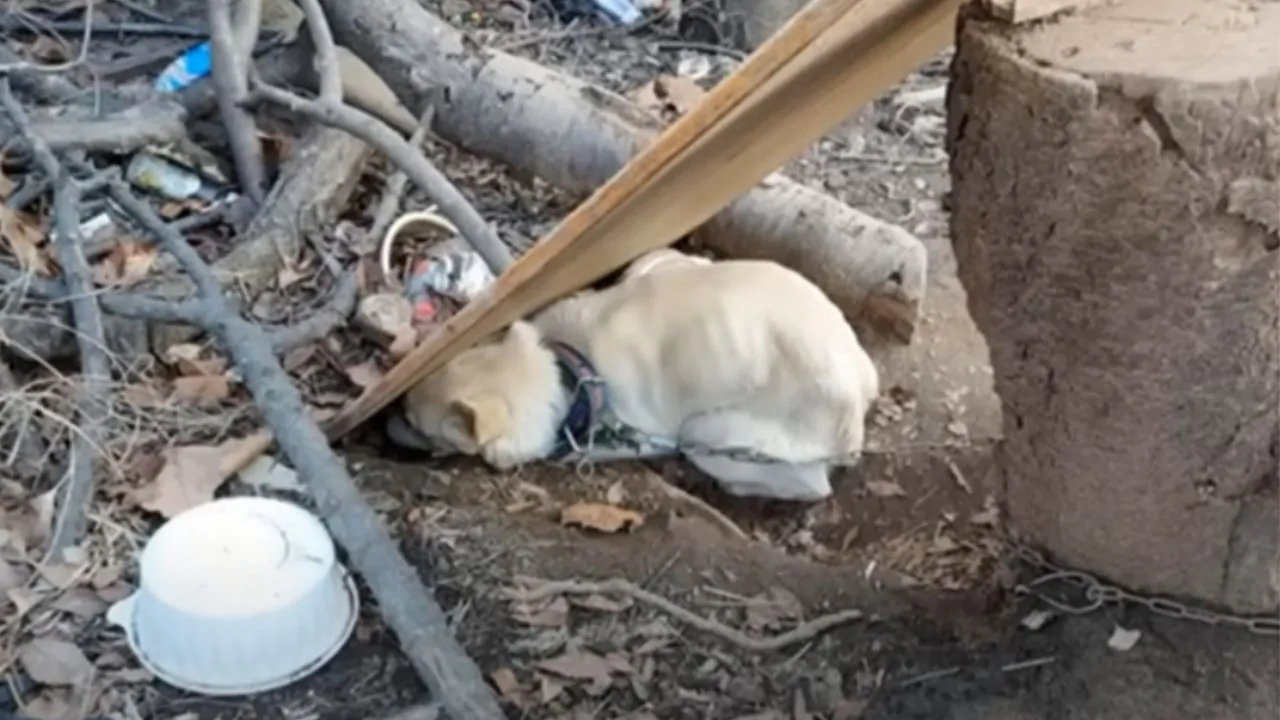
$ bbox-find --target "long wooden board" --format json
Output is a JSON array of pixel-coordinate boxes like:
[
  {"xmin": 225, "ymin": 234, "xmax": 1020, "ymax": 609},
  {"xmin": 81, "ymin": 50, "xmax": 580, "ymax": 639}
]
[{"xmin": 232, "ymin": 0, "xmax": 963, "ymax": 466}]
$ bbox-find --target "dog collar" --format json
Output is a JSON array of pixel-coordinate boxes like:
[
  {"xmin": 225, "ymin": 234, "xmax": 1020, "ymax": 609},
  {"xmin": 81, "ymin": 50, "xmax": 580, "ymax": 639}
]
[{"xmin": 546, "ymin": 341, "xmax": 608, "ymax": 460}]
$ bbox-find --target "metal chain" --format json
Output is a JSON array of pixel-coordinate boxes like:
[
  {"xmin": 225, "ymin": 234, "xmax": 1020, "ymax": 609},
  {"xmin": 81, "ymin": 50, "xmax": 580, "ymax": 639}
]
[{"xmin": 1008, "ymin": 537, "xmax": 1280, "ymax": 637}]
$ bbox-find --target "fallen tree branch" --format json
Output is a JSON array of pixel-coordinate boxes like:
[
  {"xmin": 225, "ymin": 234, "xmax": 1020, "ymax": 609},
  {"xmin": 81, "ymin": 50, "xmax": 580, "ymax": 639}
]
[
  {"xmin": 268, "ymin": 269, "xmax": 359, "ymax": 353},
  {"xmin": 0, "ymin": 261, "xmax": 353, "ymax": 354},
  {"xmin": 512, "ymin": 578, "xmax": 863, "ymax": 652},
  {"xmin": 243, "ymin": 0, "xmax": 510, "ymax": 275},
  {"xmin": 0, "ymin": 79, "xmax": 111, "ymax": 560},
  {"xmin": 317, "ymin": 0, "xmax": 929, "ymax": 342},
  {"xmin": 16, "ymin": 97, "xmax": 188, "ymax": 153},
  {"xmin": 246, "ymin": 83, "xmax": 512, "ymax": 275},
  {"xmin": 209, "ymin": 0, "xmax": 268, "ymax": 205},
  {"xmin": 104, "ymin": 181, "xmax": 505, "ymax": 720}
]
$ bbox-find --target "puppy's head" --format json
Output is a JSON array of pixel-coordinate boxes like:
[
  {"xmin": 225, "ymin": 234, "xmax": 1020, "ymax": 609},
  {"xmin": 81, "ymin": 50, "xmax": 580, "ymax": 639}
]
[
  {"xmin": 396, "ymin": 321, "xmax": 559, "ymax": 467},
  {"xmin": 621, "ymin": 248, "xmax": 711, "ymax": 282}
]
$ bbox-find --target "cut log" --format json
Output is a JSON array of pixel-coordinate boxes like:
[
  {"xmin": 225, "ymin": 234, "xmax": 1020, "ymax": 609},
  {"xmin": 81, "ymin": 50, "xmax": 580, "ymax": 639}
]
[
  {"xmin": 948, "ymin": 0, "xmax": 1280, "ymax": 613},
  {"xmin": 318, "ymin": 0, "xmax": 930, "ymax": 343}
]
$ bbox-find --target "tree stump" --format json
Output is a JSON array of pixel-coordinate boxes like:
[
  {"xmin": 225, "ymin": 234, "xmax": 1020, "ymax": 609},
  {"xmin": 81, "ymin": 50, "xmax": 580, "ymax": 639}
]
[{"xmin": 947, "ymin": 0, "xmax": 1280, "ymax": 614}]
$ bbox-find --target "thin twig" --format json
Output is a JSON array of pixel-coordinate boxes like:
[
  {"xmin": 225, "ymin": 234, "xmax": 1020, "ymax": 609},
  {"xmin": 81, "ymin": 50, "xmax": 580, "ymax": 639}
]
[
  {"xmin": 248, "ymin": 83, "xmax": 513, "ymax": 275},
  {"xmin": 0, "ymin": 79, "xmax": 110, "ymax": 560},
  {"xmin": 208, "ymin": 0, "xmax": 267, "ymax": 205},
  {"xmin": 105, "ymin": 180, "xmax": 507, "ymax": 720},
  {"xmin": 0, "ymin": 18, "xmax": 210, "ymax": 38},
  {"xmin": 268, "ymin": 270, "xmax": 359, "ymax": 353},
  {"xmin": 0, "ymin": 0, "xmax": 97, "ymax": 74},
  {"xmin": 295, "ymin": 0, "xmax": 342, "ymax": 102},
  {"xmin": 369, "ymin": 106, "xmax": 436, "ymax": 256},
  {"xmin": 511, "ymin": 578, "xmax": 863, "ymax": 652}
]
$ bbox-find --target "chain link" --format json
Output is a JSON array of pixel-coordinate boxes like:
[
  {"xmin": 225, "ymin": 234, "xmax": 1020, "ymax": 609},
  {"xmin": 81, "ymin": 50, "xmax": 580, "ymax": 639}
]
[{"xmin": 1009, "ymin": 537, "xmax": 1279, "ymax": 636}]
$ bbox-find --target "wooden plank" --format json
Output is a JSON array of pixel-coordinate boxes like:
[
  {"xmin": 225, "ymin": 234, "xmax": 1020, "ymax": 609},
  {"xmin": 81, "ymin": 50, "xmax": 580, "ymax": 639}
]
[{"xmin": 984, "ymin": 0, "xmax": 1106, "ymax": 24}]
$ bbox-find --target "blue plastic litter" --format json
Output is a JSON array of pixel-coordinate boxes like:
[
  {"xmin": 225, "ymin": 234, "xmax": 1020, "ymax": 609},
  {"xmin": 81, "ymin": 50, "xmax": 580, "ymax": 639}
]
[{"xmin": 154, "ymin": 41, "xmax": 213, "ymax": 92}]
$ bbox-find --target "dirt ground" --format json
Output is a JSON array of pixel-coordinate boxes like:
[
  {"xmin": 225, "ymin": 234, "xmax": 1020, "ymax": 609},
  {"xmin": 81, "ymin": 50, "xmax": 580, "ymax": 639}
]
[{"xmin": 1, "ymin": 0, "xmax": 1276, "ymax": 718}]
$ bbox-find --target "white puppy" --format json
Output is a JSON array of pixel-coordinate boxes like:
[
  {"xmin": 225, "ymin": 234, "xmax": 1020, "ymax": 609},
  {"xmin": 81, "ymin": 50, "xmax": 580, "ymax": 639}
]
[{"xmin": 398, "ymin": 256, "xmax": 880, "ymax": 501}]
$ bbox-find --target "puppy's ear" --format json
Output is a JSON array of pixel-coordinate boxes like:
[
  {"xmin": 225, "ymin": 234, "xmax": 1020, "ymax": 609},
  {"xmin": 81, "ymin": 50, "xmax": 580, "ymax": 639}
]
[{"xmin": 450, "ymin": 393, "xmax": 509, "ymax": 447}]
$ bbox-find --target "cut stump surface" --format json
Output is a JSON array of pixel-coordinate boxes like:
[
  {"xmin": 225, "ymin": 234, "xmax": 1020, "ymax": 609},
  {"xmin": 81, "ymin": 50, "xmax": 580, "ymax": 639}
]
[{"xmin": 948, "ymin": 0, "xmax": 1280, "ymax": 613}]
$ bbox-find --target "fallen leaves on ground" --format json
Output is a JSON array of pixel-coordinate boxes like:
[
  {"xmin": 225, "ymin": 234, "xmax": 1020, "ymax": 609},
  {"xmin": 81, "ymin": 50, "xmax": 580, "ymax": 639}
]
[
  {"xmin": 0, "ymin": 203, "xmax": 52, "ymax": 275},
  {"xmin": 91, "ymin": 240, "xmax": 158, "ymax": 287},
  {"xmin": 559, "ymin": 502, "xmax": 645, "ymax": 533},
  {"xmin": 170, "ymin": 374, "xmax": 232, "ymax": 401},
  {"xmin": 134, "ymin": 436, "xmax": 260, "ymax": 517},
  {"xmin": 864, "ymin": 479, "xmax": 908, "ymax": 498},
  {"xmin": 18, "ymin": 636, "xmax": 93, "ymax": 686},
  {"xmin": 511, "ymin": 595, "xmax": 570, "ymax": 628},
  {"xmin": 237, "ymin": 454, "xmax": 304, "ymax": 493}
]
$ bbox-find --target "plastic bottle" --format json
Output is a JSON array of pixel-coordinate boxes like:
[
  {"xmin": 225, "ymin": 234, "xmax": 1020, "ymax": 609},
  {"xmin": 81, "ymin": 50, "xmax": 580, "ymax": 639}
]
[{"xmin": 154, "ymin": 42, "xmax": 213, "ymax": 93}]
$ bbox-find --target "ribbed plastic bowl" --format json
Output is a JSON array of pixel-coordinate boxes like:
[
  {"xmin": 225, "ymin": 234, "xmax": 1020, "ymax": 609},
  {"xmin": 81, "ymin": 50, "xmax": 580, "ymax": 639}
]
[{"xmin": 107, "ymin": 497, "xmax": 359, "ymax": 696}]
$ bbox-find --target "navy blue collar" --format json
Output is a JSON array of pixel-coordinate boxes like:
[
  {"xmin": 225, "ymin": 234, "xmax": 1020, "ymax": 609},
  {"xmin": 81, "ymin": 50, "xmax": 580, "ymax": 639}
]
[{"xmin": 547, "ymin": 341, "xmax": 608, "ymax": 460}]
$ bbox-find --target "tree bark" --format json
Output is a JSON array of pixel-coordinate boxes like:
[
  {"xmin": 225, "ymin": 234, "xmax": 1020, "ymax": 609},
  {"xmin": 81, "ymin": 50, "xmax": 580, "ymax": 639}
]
[
  {"xmin": 948, "ymin": 0, "xmax": 1280, "ymax": 613},
  {"xmin": 317, "ymin": 0, "xmax": 929, "ymax": 343}
]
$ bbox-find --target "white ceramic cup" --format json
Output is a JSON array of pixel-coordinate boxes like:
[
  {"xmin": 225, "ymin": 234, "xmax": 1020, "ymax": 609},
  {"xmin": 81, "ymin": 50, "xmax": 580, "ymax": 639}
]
[{"xmin": 107, "ymin": 496, "xmax": 359, "ymax": 696}]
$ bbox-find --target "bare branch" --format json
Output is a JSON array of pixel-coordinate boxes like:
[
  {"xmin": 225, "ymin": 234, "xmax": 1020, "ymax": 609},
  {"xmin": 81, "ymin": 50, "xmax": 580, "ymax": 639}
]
[
  {"xmin": 295, "ymin": 0, "xmax": 342, "ymax": 102},
  {"xmin": 0, "ymin": 79, "xmax": 111, "ymax": 560},
  {"xmin": 247, "ymin": 83, "xmax": 513, "ymax": 274},
  {"xmin": 0, "ymin": 0, "xmax": 97, "ymax": 75},
  {"xmin": 369, "ymin": 105, "xmax": 435, "ymax": 245},
  {"xmin": 209, "ymin": 0, "xmax": 268, "ymax": 204},
  {"xmin": 268, "ymin": 269, "xmax": 359, "ymax": 353},
  {"xmin": 104, "ymin": 180, "xmax": 506, "ymax": 720}
]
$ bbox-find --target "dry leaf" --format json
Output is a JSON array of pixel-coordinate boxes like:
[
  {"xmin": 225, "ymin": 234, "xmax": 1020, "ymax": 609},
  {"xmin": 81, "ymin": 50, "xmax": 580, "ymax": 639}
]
[
  {"xmin": 120, "ymin": 383, "xmax": 168, "ymax": 408},
  {"xmin": 604, "ymin": 480, "xmax": 626, "ymax": 505},
  {"xmin": 865, "ymin": 480, "xmax": 907, "ymax": 498},
  {"xmin": 49, "ymin": 587, "xmax": 108, "ymax": 619},
  {"xmin": 93, "ymin": 241, "xmax": 158, "ymax": 286},
  {"xmin": 1107, "ymin": 625, "xmax": 1141, "ymax": 652},
  {"xmin": 571, "ymin": 593, "xmax": 633, "ymax": 613},
  {"xmin": 0, "ymin": 204, "xmax": 51, "ymax": 275},
  {"xmin": 137, "ymin": 438, "xmax": 255, "ymax": 518},
  {"xmin": 512, "ymin": 596, "xmax": 569, "ymax": 627},
  {"xmin": 20, "ymin": 687, "xmax": 82, "ymax": 720},
  {"xmin": 276, "ymin": 264, "xmax": 307, "ymax": 289},
  {"xmin": 489, "ymin": 667, "xmax": 523, "ymax": 699},
  {"xmin": 345, "ymin": 361, "xmax": 384, "ymax": 389},
  {"xmin": 18, "ymin": 636, "xmax": 93, "ymax": 686},
  {"xmin": 536, "ymin": 650, "xmax": 612, "ymax": 682},
  {"xmin": 0, "ymin": 150, "xmax": 14, "ymax": 198},
  {"xmin": 559, "ymin": 502, "xmax": 645, "ymax": 533},
  {"xmin": 539, "ymin": 674, "xmax": 566, "ymax": 704},
  {"xmin": 171, "ymin": 374, "xmax": 232, "ymax": 401}
]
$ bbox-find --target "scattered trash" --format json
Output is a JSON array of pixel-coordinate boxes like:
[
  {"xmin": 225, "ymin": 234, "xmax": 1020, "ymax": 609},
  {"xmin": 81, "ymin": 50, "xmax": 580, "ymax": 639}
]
[
  {"xmin": 1106, "ymin": 625, "xmax": 1142, "ymax": 652},
  {"xmin": 126, "ymin": 152, "xmax": 223, "ymax": 202},
  {"xmin": 1020, "ymin": 609, "xmax": 1056, "ymax": 631},
  {"xmin": 629, "ymin": 75, "xmax": 707, "ymax": 122},
  {"xmin": 547, "ymin": 0, "xmax": 641, "ymax": 25},
  {"xmin": 237, "ymin": 454, "xmax": 305, "ymax": 493},
  {"xmin": 106, "ymin": 497, "xmax": 359, "ymax": 695},
  {"xmin": 381, "ymin": 208, "xmax": 496, "ymax": 324},
  {"xmin": 154, "ymin": 41, "xmax": 214, "ymax": 93}
]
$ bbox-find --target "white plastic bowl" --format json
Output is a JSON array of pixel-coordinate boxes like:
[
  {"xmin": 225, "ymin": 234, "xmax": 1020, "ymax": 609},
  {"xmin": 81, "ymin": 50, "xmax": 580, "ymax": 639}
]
[{"xmin": 107, "ymin": 496, "xmax": 359, "ymax": 696}]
